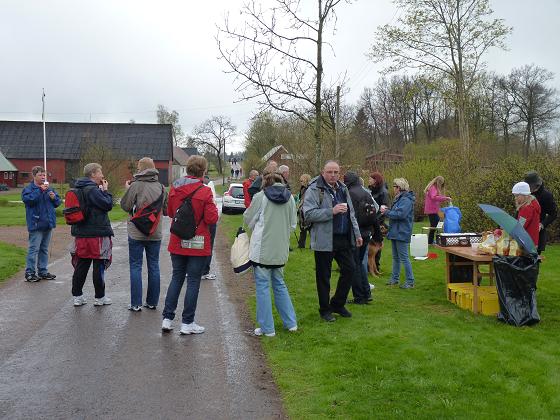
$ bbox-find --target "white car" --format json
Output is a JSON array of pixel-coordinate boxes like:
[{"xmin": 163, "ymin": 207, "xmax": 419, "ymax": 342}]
[{"xmin": 222, "ymin": 183, "xmax": 246, "ymax": 213}]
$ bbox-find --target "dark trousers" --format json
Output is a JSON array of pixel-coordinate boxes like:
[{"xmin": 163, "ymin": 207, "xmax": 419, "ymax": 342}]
[
  {"xmin": 298, "ymin": 228, "xmax": 308, "ymax": 248},
  {"xmin": 538, "ymin": 229, "xmax": 547, "ymax": 254},
  {"xmin": 352, "ymin": 242, "xmax": 371, "ymax": 301},
  {"xmin": 314, "ymin": 235, "xmax": 355, "ymax": 315},
  {"xmin": 203, "ymin": 224, "xmax": 217, "ymax": 275},
  {"xmin": 428, "ymin": 213, "xmax": 440, "ymax": 244},
  {"xmin": 72, "ymin": 258, "xmax": 105, "ymax": 298}
]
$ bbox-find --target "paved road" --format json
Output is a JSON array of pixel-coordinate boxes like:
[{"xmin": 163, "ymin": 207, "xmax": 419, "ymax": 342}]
[{"xmin": 0, "ymin": 218, "xmax": 284, "ymax": 419}]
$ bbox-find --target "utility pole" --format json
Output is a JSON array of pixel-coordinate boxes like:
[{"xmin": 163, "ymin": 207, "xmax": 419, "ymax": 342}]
[
  {"xmin": 222, "ymin": 143, "xmax": 226, "ymax": 186},
  {"xmin": 335, "ymin": 85, "xmax": 341, "ymax": 161},
  {"xmin": 41, "ymin": 89, "xmax": 47, "ymax": 181}
]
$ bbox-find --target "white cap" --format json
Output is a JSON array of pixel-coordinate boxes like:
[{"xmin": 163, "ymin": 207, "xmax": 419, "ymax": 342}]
[{"xmin": 512, "ymin": 181, "xmax": 531, "ymax": 195}]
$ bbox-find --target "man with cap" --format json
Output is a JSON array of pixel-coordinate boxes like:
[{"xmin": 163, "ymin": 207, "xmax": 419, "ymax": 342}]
[{"xmin": 524, "ymin": 171, "xmax": 557, "ymax": 254}]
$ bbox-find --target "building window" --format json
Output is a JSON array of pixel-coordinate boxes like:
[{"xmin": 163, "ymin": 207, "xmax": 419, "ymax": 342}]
[
  {"xmin": 280, "ymin": 153, "xmax": 293, "ymax": 160},
  {"xmin": 3, "ymin": 172, "xmax": 7, "ymax": 179},
  {"xmin": 9, "ymin": 172, "xmax": 14, "ymax": 179},
  {"xmin": 21, "ymin": 172, "xmax": 30, "ymax": 178}
]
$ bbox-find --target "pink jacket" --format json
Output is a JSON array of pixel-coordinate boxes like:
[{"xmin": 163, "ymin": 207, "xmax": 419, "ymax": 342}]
[{"xmin": 424, "ymin": 185, "xmax": 449, "ymax": 214}]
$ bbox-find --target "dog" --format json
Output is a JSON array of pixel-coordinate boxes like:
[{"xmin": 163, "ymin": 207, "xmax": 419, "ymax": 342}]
[{"xmin": 367, "ymin": 241, "xmax": 383, "ymax": 276}]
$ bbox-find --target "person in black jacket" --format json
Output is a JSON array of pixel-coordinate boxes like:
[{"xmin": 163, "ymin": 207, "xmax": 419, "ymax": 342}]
[
  {"xmin": 248, "ymin": 160, "xmax": 277, "ymax": 199},
  {"xmin": 344, "ymin": 171, "xmax": 375, "ymax": 304},
  {"xmin": 70, "ymin": 163, "xmax": 114, "ymax": 307},
  {"xmin": 369, "ymin": 171, "xmax": 389, "ymax": 272},
  {"xmin": 525, "ymin": 171, "xmax": 558, "ymax": 254}
]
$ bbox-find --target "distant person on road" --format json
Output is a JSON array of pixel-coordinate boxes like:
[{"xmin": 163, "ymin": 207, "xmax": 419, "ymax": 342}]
[
  {"xmin": 248, "ymin": 160, "xmax": 278, "ymax": 199},
  {"xmin": 423, "ymin": 176, "xmax": 451, "ymax": 245},
  {"xmin": 302, "ymin": 160, "xmax": 362, "ymax": 322},
  {"xmin": 278, "ymin": 165, "xmax": 291, "ymax": 191},
  {"xmin": 21, "ymin": 166, "xmax": 61, "ymax": 282},
  {"xmin": 201, "ymin": 174, "xmax": 219, "ymax": 280},
  {"xmin": 244, "ymin": 172, "xmax": 298, "ymax": 336},
  {"xmin": 243, "ymin": 169, "xmax": 259, "ymax": 209},
  {"xmin": 161, "ymin": 155, "xmax": 219, "ymax": 335},
  {"xmin": 120, "ymin": 157, "xmax": 168, "ymax": 311},
  {"xmin": 71, "ymin": 163, "xmax": 114, "ymax": 307},
  {"xmin": 524, "ymin": 171, "xmax": 557, "ymax": 254}
]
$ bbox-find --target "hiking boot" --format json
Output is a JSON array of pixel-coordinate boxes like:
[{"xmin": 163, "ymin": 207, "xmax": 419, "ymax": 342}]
[
  {"xmin": 254, "ymin": 327, "xmax": 275, "ymax": 337},
  {"xmin": 143, "ymin": 304, "xmax": 157, "ymax": 310},
  {"xmin": 332, "ymin": 307, "xmax": 352, "ymax": 318},
  {"xmin": 25, "ymin": 272, "xmax": 40, "ymax": 282},
  {"xmin": 128, "ymin": 305, "xmax": 142, "ymax": 312},
  {"xmin": 321, "ymin": 312, "xmax": 336, "ymax": 322},
  {"xmin": 73, "ymin": 295, "xmax": 87, "ymax": 306},
  {"xmin": 161, "ymin": 318, "xmax": 174, "ymax": 332},
  {"xmin": 94, "ymin": 296, "xmax": 112, "ymax": 306},
  {"xmin": 180, "ymin": 322, "xmax": 205, "ymax": 335},
  {"xmin": 39, "ymin": 272, "xmax": 56, "ymax": 280},
  {"xmin": 400, "ymin": 283, "xmax": 415, "ymax": 289}
]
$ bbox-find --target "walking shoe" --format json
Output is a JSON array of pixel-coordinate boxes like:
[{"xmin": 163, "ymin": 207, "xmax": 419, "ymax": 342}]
[
  {"xmin": 161, "ymin": 318, "xmax": 174, "ymax": 332},
  {"xmin": 73, "ymin": 295, "xmax": 87, "ymax": 306},
  {"xmin": 254, "ymin": 328, "xmax": 275, "ymax": 337},
  {"xmin": 369, "ymin": 283, "xmax": 375, "ymax": 290},
  {"xmin": 143, "ymin": 304, "xmax": 157, "ymax": 310},
  {"xmin": 25, "ymin": 272, "xmax": 40, "ymax": 282},
  {"xmin": 94, "ymin": 296, "xmax": 112, "ymax": 306},
  {"xmin": 386, "ymin": 280, "xmax": 399, "ymax": 286},
  {"xmin": 321, "ymin": 312, "xmax": 336, "ymax": 322},
  {"xmin": 332, "ymin": 307, "xmax": 352, "ymax": 318},
  {"xmin": 288, "ymin": 326, "xmax": 298, "ymax": 332},
  {"xmin": 347, "ymin": 298, "xmax": 369, "ymax": 305},
  {"xmin": 201, "ymin": 273, "xmax": 217, "ymax": 280},
  {"xmin": 128, "ymin": 305, "xmax": 142, "ymax": 312},
  {"xmin": 400, "ymin": 283, "xmax": 415, "ymax": 289},
  {"xmin": 180, "ymin": 322, "xmax": 205, "ymax": 335},
  {"xmin": 39, "ymin": 272, "xmax": 56, "ymax": 280}
]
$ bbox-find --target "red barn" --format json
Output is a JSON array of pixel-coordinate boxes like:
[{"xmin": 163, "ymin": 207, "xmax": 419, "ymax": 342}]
[{"xmin": 0, "ymin": 149, "xmax": 18, "ymax": 188}]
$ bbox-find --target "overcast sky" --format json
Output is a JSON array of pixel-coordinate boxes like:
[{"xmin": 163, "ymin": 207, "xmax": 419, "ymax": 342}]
[{"xmin": 1, "ymin": 0, "xmax": 559, "ymax": 152}]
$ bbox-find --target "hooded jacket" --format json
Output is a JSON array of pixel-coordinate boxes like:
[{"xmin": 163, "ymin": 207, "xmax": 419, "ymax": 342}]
[
  {"xmin": 244, "ymin": 182, "xmax": 296, "ymax": 266},
  {"xmin": 70, "ymin": 177, "xmax": 114, "ymax": 238},
  {"xmin": 344, "ymin": 171, "xmax": 376, "ymax": 239},
  {"xmin": 386, "ymin": 190, "xmax": 416, "ymax": 243},
  {"xmin": 120, "ymin": 168, "xmax": 168, "ymax": 241},
  {"xmin": 532, "ymin": 183, "xmax": 557, "ymax": 228},
  {"xmin": 517, "ymin": 197, "xmax": 541, "ymax": 247},
  {"xmin": 424, "ymin": 185, "xmax": 449, "ymax": 214},
  {"xmin": 22, "ymin": 182, "xmax": 61, "ymax": 232},
  {"xmin": 167, "ymin": 176, "xmax": 219, "ymax": 256}
]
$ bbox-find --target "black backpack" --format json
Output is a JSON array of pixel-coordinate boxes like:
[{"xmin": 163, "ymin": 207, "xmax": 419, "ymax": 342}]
[
  {"xmin": 357, "ymin": 200, "xmax": 378, "ymax": 228},
  {"xmin": 170, "ymin": 184, "xmax": 204, "ymax": 240}
]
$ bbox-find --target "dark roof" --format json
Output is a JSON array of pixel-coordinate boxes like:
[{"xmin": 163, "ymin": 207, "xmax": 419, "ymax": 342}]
[
  {"xmin": 0, "ymin": 121, "xmax": 173, "ymax": 161},
  {"xmin": 181, "ymin": 147, "xmax": 199, "ymax": 156}
]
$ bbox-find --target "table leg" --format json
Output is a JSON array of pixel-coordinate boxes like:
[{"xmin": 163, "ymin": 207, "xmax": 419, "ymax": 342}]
[
  {"xmin": 472, "ymin": 262, "xmax": 479, "ymax": 314},
  {"xmin": 446, "ymin": 252, "xmax": 451, "ymax": 301}
]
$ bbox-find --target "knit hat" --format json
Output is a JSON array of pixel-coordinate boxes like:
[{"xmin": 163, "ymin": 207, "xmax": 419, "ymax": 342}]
[
  {"xmin": 524, "ymin": 171, "xmax": 543, "ymax": 191},
  {"xmin": 512, "ymin": 182, "xmax": 531, "ymax": 195}
]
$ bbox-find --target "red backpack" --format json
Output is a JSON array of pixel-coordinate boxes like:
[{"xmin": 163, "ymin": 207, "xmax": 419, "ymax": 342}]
[
  {"xmin": 63, "ymin": 188, "xmax": 88, "ymax": 225},
  {"xmin": 130, "ymin": 186, "xmax": 165, "ymax": 236}
]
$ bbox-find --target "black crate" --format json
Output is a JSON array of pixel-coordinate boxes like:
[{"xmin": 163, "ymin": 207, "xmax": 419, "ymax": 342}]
[{"xmin": 436, "ymin": 233, "xmax": 483, "ymax": 247}]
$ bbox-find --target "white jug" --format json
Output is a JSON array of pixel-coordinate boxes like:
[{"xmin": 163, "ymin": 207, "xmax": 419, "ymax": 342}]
[{"xmin": 410, "ymin": 234, "xmax": 428, "ymax": 258}]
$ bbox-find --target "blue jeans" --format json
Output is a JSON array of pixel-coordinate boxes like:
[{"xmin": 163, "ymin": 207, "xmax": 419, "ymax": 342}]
[
  {"xmin": 26, "ymin": 229, "xmax": 52, "ymax": 275},
  {"xmin": 203, "ymin": 224, "xmax": 217, "ymax": 275},
  {"xmin": 163, "ymin": 254, "xmax": 206, "ymax": 324},
  {"xmin": 128, "ymin": 237, "xmax": 161, "ymax": 307},
  {"xmin": 390, "ymin": 240, "xmax": 415, "ymax": 285},
  {"xmin": 253, "ymin": 266, "xmax": 297, "ymax": 334}
]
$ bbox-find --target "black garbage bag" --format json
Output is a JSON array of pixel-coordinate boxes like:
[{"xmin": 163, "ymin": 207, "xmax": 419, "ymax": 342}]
[{"xmin": 493, "ymin": 255, "xmax": 540, "ymax": 326}]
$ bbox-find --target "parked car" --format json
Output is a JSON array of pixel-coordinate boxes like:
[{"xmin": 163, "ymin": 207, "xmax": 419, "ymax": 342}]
[
  {"xmin": 0, "ymin": 184, "xmax": 9, "ymax": 191},
  {"xmin": 222, "ymin": 183, "xmax": 246, "ymax": 213}
]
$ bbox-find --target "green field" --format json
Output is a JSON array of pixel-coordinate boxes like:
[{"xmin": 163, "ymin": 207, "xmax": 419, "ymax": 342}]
[
  {"xmin": 219, "ymin": 213, "xmax": 560, "ymax": 419},
  {"xmin": 0, "ymin": 241, "xmax": 27, "ymax": 283}
]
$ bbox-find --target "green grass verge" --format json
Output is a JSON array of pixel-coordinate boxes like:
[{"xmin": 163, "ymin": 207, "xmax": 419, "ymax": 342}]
[
  {"xmin": 0, "ymin": 241, "xmax": 26, "ymax": 282},
  {"xmin": 219, "ymin": 213, "xmax": 560, "ymax": 419}
]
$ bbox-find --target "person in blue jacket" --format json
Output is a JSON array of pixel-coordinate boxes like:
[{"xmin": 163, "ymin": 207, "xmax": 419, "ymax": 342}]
[
  {"xmin": 380, "ymin": 178, "xmax": 416, "ymax": 289},
  {"xmin": 21, "ymin": 166, "xmax": 61, "ymax": 282}
]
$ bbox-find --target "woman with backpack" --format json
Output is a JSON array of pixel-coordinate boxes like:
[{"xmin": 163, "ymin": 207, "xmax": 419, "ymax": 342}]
[
  {"xmin": 243, "ymin": 172, "xmax": 298, "ymax": 337},
  {"xmin": 120, "ymin": 157, "xmax": 168, "ymax": 312},
  {"xmin": 296, "ymin": 173, "xmax": 312, "ymax": 249},
  {"xmin": 423, "ymin": 176, "xmax": 451, "ymax": 244},
  {"xmin": 161, "ymin": 156, "xmax": 219, "ymax": 335}
]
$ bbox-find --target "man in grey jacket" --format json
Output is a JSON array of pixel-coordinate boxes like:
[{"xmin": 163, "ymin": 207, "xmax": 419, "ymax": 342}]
[
  {"xmin": 302, "ymin": 160, "xmax": 363, "ymax": 322},
  {"xmin": 121, "ymin": 157, "xmax": 168, "ymax": 311}
]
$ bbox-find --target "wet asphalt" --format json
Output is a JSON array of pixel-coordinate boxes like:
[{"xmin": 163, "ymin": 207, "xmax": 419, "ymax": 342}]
[{"xmin": 0, "ymin": 215, "xmax": 285, "ymax": 419}]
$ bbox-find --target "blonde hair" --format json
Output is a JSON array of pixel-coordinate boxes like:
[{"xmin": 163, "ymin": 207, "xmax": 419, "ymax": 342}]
[
  {"xmin": 515, "ymin": 195, "xmax": 535, "ymax": 211},
  {"xmin": 137, "ymin": 157, "xmax": 155, "ymax": 172},
  {"xmin": 299, "ymin": 173, "xmax": 312, "ymax": 186},
  {"xmin": 393, "ymin": 178, "xmax": 410, "ymax": 192},
  {"xmin": 424, "ymin": 176, "xmax": 445, "ymax": 194}
]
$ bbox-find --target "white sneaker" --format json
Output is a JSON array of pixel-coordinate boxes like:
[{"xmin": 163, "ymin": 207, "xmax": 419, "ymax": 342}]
[
  {"xmin": 254, "ymin": 328, "xmax": 275, "ymax": 337},
  {"xmin": 369, "ymin": 283, "xmax": 375, "ymax": 290},
  {"xmin": 288, "ymin": 326, "xmax": 298, "ymax": 332},
  {"xmin": 161, "ymin": 318, "xmax": 174, "ymax": 331},
  {"xmin": 180, "ymin": 322, "xmax": 205, "ymax": 335},
  {"xmin": 94, "ymin": 296, "xmax": 112, "ymax": 306},
  {"xmin": 73, "ymin": 295, "xmax": 87, "ymax": 306},
  {"xmin": 202, "ymin": 273, "xmax": 217, "ymax": 280}
]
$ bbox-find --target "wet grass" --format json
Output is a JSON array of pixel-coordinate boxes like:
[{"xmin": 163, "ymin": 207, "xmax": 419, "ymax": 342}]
[
  {"xmin": 0, "ymin": 241, "xmax": 26, "ymax": 283},
  {"xmin": 219, "ymin": 213, "xmax": 560, "ymax": 419}
]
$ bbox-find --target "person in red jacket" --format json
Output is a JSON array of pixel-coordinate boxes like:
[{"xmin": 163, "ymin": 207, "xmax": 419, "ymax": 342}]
[
  {"xmin": 162, "ymin": 155, "xmax": 219, "ymax": 335},
  {"xmin": 243, "ymin": 169, "xmax": 259, "ymax": 209},
  {"xmin": 512, "ymin": 181, "xmax": 541, "ymax": 247}
]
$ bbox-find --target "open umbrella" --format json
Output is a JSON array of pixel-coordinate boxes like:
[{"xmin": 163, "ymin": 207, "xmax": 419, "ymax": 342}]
[{"xmin": 478, "ymin": 204, "xmax": 537, "ymax": 255}]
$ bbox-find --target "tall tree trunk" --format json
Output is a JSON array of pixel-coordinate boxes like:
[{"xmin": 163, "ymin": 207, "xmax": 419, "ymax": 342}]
[{"xmin": 314, "ymin": 0, "xmax": 324, "ymax": 173}]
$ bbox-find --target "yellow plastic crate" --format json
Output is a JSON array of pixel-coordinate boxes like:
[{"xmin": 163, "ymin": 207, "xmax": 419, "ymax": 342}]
[
  {"xmin": 454, "ymin": 287, "xmax": 500, "ymax": 316},
  {"xmin": 447, "ymin": 283, "xmax": 471, "ymax": 303}
]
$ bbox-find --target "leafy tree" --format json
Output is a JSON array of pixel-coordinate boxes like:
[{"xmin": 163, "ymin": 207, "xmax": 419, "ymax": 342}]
[{"xmin": 156, "ymin": 104, "xmax": 184, "ymax": 146}]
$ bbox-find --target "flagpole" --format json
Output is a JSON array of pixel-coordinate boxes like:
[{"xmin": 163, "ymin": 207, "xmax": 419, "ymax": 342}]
[{"xmin": 42, "ymin": 89, "xmax": 47, "ymax": 181}]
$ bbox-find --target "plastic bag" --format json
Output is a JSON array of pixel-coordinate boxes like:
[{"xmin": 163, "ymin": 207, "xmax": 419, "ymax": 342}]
[
  {"xmin": 442, "ymin": 205, "xmax": 462, "ymax": 233},
  {"xmin": 231, "ymin": 227, "xmax": 251, "ymax": 275},
  {"xmin": 493, "ymin": 255, "xmax": 540, "ymax": 326}
]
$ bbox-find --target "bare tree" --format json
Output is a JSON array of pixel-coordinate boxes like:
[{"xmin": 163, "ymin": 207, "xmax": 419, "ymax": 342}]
[
  {"xmin": 217, "ymin": 0, "xmax": 346, "ymax": 172},
  {"xmin": 193, "ymin": 116, "xmax": 236, "ymax": 180},
  {"xmin": 157, "ymin": 104, "xmax": 184, "ymax": 146},
  {"xmin": 369, "ymin": 0, "xmax": 511, "ymax": 161}
]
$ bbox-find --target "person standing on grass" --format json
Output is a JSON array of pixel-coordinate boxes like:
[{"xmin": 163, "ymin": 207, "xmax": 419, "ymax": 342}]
[
  {"xmin": 302, "ymin": 160, "xmax": 363, "ymax": 322},
  {"xmin": 201, "ymin": 174, "xmax": 218, "ymax": 280},
  {"xmin": 21, "ymin": 166, "xmax": 61, "ymax": 282},
  {"xmin": 248, "ymin": 160, "xmax": 278, "ymax": 199},
  {"xmin": 368, "ymin": 172, "xmax": 389, "ymax": 272},
  {"xmin": 423, "ymin": 176, "xmax": 451, "ymax": 245},
  {"xmin": 161, "ymin": 155, "xmax": 218, "ymax": 335},
  {"xmin": 524, "ymin": 171, "xmax": 557, "ymax": 254},
  {"xmin": 512, "ymin": 182, "xmax": 541, "ymax": 248},
  {"xmin": 296, "ymin": 173, "xmax": 312, "ymax": 249},
  {"xmin": 120, "ymin": 157, "xmax": 168, "ymax": 312},
  {"xmin": 278, "ymin": 164, "xmax": 291, "ymax": 191},
  {"xmin": 381, "ymin": 178, "xmax": 416, "ymax": 289},
  {"xmin": 244, "ymin": 172, "xmax": 298, "ymax": 337},
  {"xmin": 71, "ymin": 163, "xmax": 114, "ymax": 307},
  {"xmin": 243, "ymin": 169, "xmax": 259, "ymax": 209}
]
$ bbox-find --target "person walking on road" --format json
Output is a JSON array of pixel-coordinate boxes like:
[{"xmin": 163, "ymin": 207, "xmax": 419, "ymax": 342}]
[
  {"xmin": 302, "ymin": 160, "xmax": 363, "ymax": 322},
  {"xmin": 244, "ymin": 172, "xmax": 298, "ymax": 337},
  {"xmin": 162, "ymin": 156, "xmax": 219, "ymax": 335},
  {"xmin": 243, "ymin": 170, "xmax": 259, "ymax": 209},
  {"xmin": 21, "ymin": 166, "xmax": 61, "ymax": 282},
  {"xmin": 120, "ymin": 157, "xmax": 168, "ymax": 311},
  {"xmin": 71, "ymin": 163, "xmax": 114, "ymax": 307},
  {"xmin": 524, "ymin": 171, "xmax": 557, "ymax": 254},
  {"xmin": 423, "ymin": 176, "xmax": 451, "ymax": 245},
  {"xmin": 381, "ymin": 178, "xmax": 416, "ymax": 289}
]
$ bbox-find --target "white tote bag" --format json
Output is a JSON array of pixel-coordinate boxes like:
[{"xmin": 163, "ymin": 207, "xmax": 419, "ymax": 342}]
[{"xmin": 231, "ymin": 226, "xmax": 251, "ymax": 274}]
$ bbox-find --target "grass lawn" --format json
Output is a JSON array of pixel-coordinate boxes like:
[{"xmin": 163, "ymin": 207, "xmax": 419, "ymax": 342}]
[
  {"xmin": 219, "ymin": 213, "xmax": 560, "ymax": 419},
  {"xmin": 0, "ymin": 241, "xmax": 26, "ymax": 282}
]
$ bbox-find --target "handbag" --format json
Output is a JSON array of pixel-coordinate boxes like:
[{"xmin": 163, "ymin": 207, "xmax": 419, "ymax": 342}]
[{"xmin": 231, "ymin": 226, "xmax": 251, "ymax": 274}]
